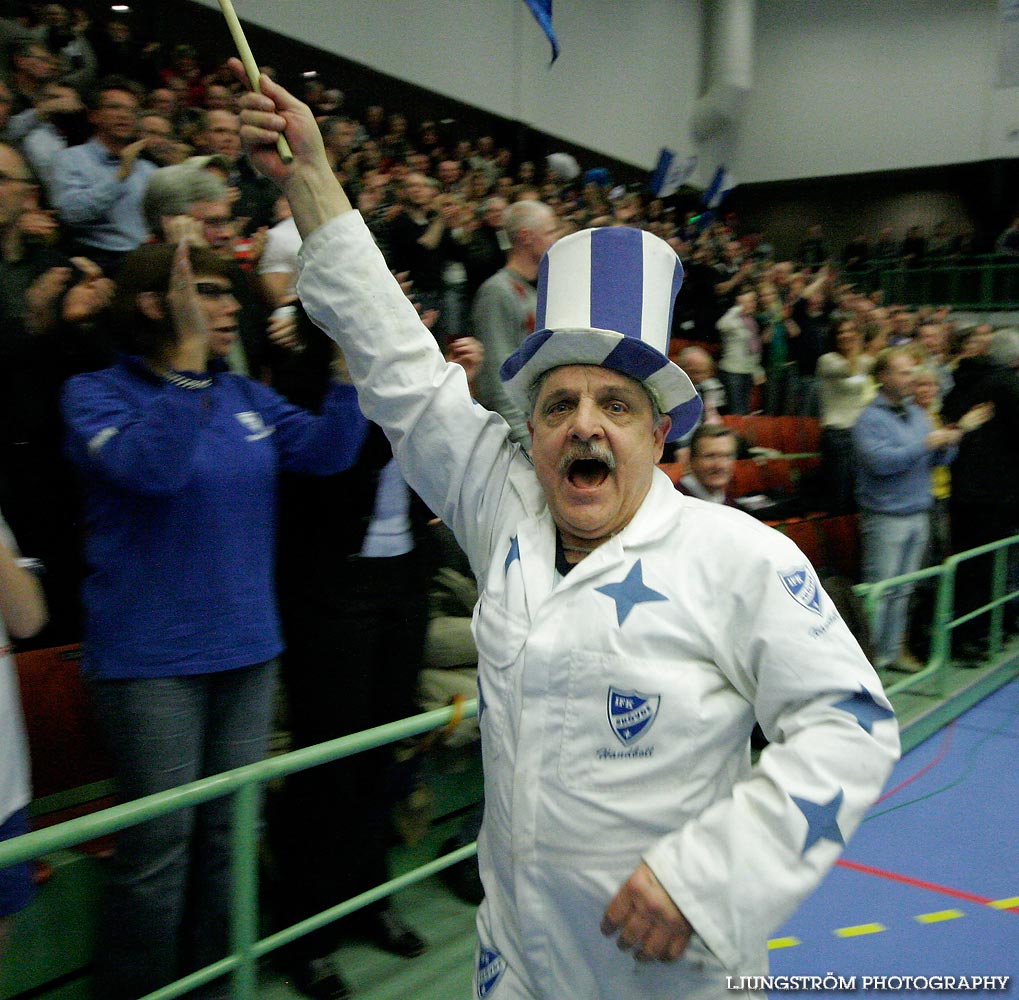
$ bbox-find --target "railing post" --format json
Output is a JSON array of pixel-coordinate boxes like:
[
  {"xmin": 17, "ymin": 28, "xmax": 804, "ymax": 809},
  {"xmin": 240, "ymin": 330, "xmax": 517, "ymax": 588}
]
[
  {"xmin": 990, "ymin": 548, "xmax": 1007, "ymax": 655},
  {"xmin": 981, "ymin": 262, "xmax": 994, "ymax": 308},
  {"xmin": 230, "ymin": 782, "xmax": 261, "ymax": 1000}
]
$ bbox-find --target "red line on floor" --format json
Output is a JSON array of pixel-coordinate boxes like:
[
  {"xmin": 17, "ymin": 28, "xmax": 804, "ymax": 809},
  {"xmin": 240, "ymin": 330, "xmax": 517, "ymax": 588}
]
[
  {"xmin": 875, "ymin": 722, "xmax": 955, "ymax": 804},
  {"xmin": 836, "ymin": 859, "xmax": 1019, "ymax": 913}
]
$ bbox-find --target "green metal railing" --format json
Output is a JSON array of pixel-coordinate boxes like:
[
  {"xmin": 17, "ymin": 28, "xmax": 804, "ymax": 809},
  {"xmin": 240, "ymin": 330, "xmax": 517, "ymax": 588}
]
[
  {"xmin": 846, "ymin": 256, "xmax": 1019, "ymax": 309},
  {"xmin": 855, "ymin": 533, "xmax": 1019, "ymax": 696},
  {"xmin": 0, "ymin": 699, "xmax": 479, "ymax": 1000},
  {"xmin": 3, "ymin": 535, "xmax": 1018, "ymax": 998}
]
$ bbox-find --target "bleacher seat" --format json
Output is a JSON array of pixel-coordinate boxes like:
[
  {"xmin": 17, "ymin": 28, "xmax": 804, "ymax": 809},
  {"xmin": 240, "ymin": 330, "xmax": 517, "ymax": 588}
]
[
  {"xmin": 657, "ymin": 461, "xmax": 685, "ymax": 485},
  {"xmin": 822, "ymin": 513, "xmax": 862, "ymax": 580},
  {"xmin": 777, "ymin": 518, "xmax": 826, "ymax": 570},
  {"xmin": 16, "ymin": 644, "xmax": 114, "ymax": 834},
  {"xmin": 729, "ymin": 459, "xmax": 768, "ymax": 498},
  {"xmin": 722, "ymin": 414, "xmax": 822, "ymax": 456}
]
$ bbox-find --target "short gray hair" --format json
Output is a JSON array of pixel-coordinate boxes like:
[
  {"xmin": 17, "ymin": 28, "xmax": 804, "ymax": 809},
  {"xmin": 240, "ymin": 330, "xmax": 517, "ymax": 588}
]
[
  {"xmin": 143, "ymin": 164, "xmax": 229, "ymax": 237},
  {"xmin": 503, "ymin": 200, "xmax": 554, "ymax": 246}
]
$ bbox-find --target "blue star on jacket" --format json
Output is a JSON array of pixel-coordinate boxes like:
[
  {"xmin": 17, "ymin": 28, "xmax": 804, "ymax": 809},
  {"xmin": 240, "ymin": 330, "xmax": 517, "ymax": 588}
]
[
  {"xmin": 792, "ymin": 789, "xmax": 845, "ymax": 855},
  {"xmin": 833, "ymin": 688, "xmax": 895, "ymax": 734},
  {"xmin": 596, "ymin": 560, "xmax": 668, "ymax": 627},
  {"xmin": 504, "ymin": 535, "xmax": 520, "ymax": 572}
]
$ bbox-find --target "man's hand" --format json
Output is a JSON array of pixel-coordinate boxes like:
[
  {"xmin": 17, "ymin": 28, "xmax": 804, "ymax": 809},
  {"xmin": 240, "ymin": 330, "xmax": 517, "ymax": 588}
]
[
  {"xmin": 600, "ymin": 862, "xmax": 693, "ymax": 963},
  {"xmin": 230, "ymin": 58, "xmax": 326, "ymax": 185},
  {"xmin": 25, "ymin": 266, "xmax": 72, "ymax": 334},
  {"xmin": 118, "ymin": 137, "xmax": 150, "ymax": 180},
  {"xmin": 925, "ymin": 427, "xmax": 958, "ymax": 451},
  {"xmin": 957, "ymin": 401, "xmax": 994, "ymax": 433},
  {"xmin": 230, "ymin": 58, "xmax": 350, "ymax": 237},
  {"xmin": 267, "ymin": 300, "xmax": 301, "ymax": 352},
  {"xmin": 63, "ymin": 258, "xmax": 115, "ymax": 324},
  {"xmin": 19, "ymin": 208, "xmax": 59, "ymax": 244},
  {"xmin": 447, "ymin": 336, "xmax": 484, "ymax": 386}
]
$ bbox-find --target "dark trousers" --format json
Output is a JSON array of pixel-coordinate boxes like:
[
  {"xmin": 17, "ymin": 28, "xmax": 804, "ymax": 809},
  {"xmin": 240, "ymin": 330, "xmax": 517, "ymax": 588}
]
[
  {"xmin": 821, "ymin": 427, "xmax": 857, "ymax": 515},
  {"xmin": 272, "ymin": 550, "xmax": 429, "ymax": 964},
  {"xmin": 950, "ymin": 501, "xmax": 1018, "ymax": 645}
]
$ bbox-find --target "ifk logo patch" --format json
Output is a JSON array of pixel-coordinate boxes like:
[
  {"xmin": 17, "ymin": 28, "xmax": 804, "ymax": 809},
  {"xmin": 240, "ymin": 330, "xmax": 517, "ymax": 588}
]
[
  {"xmin": 779, "ymin": 566, "xmax": 823, "ymax": 616},
  {"xmin": 234, "ymin": 410, "xmax": 274, "ymax": 441},
  {"xmin": 477, "ymin": 945, "xmax": 506, "ymax": 997},
  {"xmin": 607, "ymin": 687, "xmax": 661, "ymax": 746}
]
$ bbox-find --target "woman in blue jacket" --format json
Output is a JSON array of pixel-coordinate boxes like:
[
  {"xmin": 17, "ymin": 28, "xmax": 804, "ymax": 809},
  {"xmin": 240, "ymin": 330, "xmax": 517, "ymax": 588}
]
[{"xmin": 61, "ymin": 242, "xmax": 368, "ymax": 1000}]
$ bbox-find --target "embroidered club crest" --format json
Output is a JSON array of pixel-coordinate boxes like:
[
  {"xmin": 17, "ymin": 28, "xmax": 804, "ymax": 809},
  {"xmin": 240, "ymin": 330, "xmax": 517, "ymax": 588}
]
[
  {"xmin": 607, "ymin": 687, "xmax": 661, "ymax": 746},
  {"xmin": 234, "ymin": 410, "xmax": 274, "ymax": 441},
  {"xmin": 477, "ymin": 945, "xmax": 507, "ymax": 997},
  {"xmin": 779, "ymin": 566, "xmax": 823, "ymax": 616}
]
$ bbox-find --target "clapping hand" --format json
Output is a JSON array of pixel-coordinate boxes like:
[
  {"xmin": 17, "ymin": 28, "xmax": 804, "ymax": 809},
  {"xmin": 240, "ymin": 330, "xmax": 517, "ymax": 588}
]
[
  {"xmin": 957, "ymin": 402, "xmax": 994, "ymax": 433},
  {"xmin": 166, "ymin": 242, "xmax": 210, "ymax": 366}
]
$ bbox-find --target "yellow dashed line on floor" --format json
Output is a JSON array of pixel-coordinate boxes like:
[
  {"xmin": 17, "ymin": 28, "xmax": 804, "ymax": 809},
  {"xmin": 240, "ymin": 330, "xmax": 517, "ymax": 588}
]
[
  {"xmin": 773, "ymin": 889, "xmax": 1019, "ymax": 948},
  {"xmin": 767, "ymin": 937, "xmax": 801, "ymax": 950},
  {"xmin": 834, "ymin": 923, "xmax": 886, "ymax": 938},
  {"xmin": 915, "ymin": 909, "xmax": 965, "ymax": 924}
]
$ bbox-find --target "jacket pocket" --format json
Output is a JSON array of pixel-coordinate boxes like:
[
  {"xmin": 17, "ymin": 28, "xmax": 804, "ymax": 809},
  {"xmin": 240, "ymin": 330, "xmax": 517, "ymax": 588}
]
[
  {"xmin": 556, "ymin": 648, "xmax": 718, "ymax": 793},
  {"xmin": 472, "ymin": 594, "xmax": 528, "ymax": 761}
]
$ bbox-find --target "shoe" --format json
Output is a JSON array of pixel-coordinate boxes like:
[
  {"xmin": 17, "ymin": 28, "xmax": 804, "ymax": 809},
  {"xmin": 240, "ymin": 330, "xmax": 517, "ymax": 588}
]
[
  {"xmin": 289, "ymin": 957, "xmax": 352, "ymax": 1000},
  {"xmin": 361, "ymin": 908, "xmax": 427, "ymax": 958}
]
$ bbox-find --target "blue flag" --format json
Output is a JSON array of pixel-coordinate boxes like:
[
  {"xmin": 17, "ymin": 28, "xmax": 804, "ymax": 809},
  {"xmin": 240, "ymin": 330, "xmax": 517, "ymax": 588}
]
[
  {"xmin": 648, "ymin": 149, "xmax": 697, "ymax": 198},
  {"xmin": 523, "ymin": 0, "xmax": 560, "ymax": 62},
  {"xmin": 703, "ymin": 165, "xmax": 735, "ymax": 209}
]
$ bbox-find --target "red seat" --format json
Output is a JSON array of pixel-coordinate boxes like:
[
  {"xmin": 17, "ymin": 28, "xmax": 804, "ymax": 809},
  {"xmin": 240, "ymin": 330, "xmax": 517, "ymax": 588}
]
[
  {"xmin": 761, "ymin": 458, "xmax": 796, "ymax": 494},
  {"xmin": 778, "ymin": 518, "xmax": 825, "ymax": 570},
  {"xmin": 822, "ymin": 514, "xmax": 862, "ymax": 581},
  {"xmin": 729, "ymin": 459, "xmax": 768, "ymax": 498},
  {"xmin": 793, "ymin": 416, "xmax": 822, "ymax": 454},
  {"xmin": 16, "ymin": 644, "xmax": 115, "ymax": 846},
  {"xmin": 657, "ymin": 461, "xmax": 685, "ymax": 485}
]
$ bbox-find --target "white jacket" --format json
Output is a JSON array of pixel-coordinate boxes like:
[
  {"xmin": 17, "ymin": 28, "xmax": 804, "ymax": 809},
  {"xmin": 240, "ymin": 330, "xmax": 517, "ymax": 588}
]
[{"xmin": 300, "ymin": 213, "xmax": 900, "ymax": 1000}]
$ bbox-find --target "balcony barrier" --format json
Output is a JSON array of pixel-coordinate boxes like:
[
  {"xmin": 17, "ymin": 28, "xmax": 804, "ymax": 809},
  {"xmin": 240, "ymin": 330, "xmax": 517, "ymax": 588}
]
[{"xmin": 3, "ymin": 536, "xmax": 1018, "ymax": 998}]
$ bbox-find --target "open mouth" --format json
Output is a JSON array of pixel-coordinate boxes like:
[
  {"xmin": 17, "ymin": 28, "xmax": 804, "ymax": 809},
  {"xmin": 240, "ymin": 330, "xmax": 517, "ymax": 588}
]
[{"xmin": 568, "ymin": 458, "xmax": 610, "ymax": 489}]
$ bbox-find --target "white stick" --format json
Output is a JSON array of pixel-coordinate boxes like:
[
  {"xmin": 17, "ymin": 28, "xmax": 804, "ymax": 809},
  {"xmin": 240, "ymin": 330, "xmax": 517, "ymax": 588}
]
[{"xmin": 217, "ymin": 0, "xmax": 293, "ymax": 163}]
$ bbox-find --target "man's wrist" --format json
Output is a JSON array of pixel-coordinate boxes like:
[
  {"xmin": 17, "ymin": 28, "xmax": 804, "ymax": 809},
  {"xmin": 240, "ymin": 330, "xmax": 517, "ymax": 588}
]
[{"xmin": 283, "ymin": 161, "xmax": 351, "ymax": 240}]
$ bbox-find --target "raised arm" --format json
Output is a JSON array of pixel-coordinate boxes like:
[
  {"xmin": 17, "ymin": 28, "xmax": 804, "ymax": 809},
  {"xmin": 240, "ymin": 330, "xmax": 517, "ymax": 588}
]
[{"xmin": 232, "ymin": 61, "xmax": 532, "ymax": 574}]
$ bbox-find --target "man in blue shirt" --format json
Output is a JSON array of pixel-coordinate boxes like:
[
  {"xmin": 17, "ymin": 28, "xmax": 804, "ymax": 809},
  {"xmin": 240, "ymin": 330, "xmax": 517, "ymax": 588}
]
[
  {"xmin": 853, "ymin": 348, "xmax": 987, "ymax": 671},
  {"xmin": 50, "ymin": 74, "xmax": 155, "ymax": 273}
]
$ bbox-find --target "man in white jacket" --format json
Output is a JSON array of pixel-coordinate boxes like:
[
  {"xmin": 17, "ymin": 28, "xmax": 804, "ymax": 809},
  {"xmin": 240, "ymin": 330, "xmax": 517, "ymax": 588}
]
[{"xmin": 235, "ymin": 65, "xmax": 899, "ymax": 1000}]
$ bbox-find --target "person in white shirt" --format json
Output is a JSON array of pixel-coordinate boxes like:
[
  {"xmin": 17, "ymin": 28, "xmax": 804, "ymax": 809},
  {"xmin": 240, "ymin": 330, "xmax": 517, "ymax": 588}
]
[{"xmin": 0, "ymin": 509, "xmax": 47, "ymax": 957}]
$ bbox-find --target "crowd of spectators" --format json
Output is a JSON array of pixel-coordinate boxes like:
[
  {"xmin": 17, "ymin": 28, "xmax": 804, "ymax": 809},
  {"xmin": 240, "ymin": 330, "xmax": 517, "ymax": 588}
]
[{"xmin": 1, "ymin": 3, "xmax": 1018, "ymax": 997}]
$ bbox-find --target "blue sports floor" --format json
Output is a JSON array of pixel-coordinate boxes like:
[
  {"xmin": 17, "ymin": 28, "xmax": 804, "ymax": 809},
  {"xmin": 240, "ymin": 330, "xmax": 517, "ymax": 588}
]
[{"xmin": 769, "ymin": 680, "xmax": 1019, "ymax": 995}]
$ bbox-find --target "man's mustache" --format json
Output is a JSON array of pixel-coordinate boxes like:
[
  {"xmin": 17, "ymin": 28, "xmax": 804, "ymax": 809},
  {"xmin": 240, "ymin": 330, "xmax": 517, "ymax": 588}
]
[{"xmin": 558, "ymin": 442, "xmax": 616, "ymax": 476}]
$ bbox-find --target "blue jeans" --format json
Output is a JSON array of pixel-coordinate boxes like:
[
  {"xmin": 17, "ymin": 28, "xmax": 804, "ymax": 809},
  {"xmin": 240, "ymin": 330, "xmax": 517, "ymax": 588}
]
[
  {"xmin": 90, "ymin": 660, "xmax": 278, "ymax": 1000},
  {"xmin": 860, "ymin": 512, "xmax": 930, "ymax": 666},
  {"xmin": 719, "ymin": 370, "xmax": 754, "ymax": 415}
]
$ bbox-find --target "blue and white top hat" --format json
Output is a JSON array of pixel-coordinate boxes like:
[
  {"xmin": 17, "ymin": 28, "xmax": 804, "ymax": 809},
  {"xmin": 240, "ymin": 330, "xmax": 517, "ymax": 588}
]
[{"xmin": 499, "ymin": 226, "xmax": 702, "ymax": 442}]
